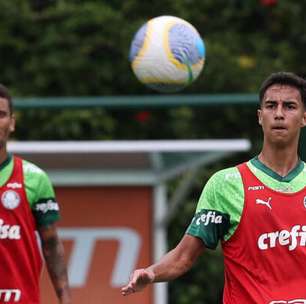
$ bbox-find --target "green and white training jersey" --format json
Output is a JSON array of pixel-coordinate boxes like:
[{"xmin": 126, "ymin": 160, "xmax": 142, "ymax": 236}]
[
  {"xmin": 186, "ymin": 156, "xmax": 306, "ymax": 249},
  {"xmin": 0, "ymin": 154, "xmax": 60, "ymax": 226}
]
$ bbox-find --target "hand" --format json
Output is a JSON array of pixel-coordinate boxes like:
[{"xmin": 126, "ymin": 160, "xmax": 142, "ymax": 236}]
[
  {"xmin": 121, "ymin": 268, "xmax": 155, "ymax": 296},
  {"xmin": 57, "ymin": 286, "xmax": 71, "ymax": 304},
  {"xmin": 59, "ymin": 297, "xmax": 72, "ymax": 304}
]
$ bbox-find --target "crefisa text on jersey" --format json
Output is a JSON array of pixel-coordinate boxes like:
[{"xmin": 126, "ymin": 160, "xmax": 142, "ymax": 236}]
[
  {"xmin": 194, "ymin": 211, "xmax": 223, "ymax": 226},
  {"xmin": 258, "ymin": 224, "xmax": 306, "ymax": 251},
  {"xmin": 0, "ymin": 219, "xmax": 21, "ymax": 239}
]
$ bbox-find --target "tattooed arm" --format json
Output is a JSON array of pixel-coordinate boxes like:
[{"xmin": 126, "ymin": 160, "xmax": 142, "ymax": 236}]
[{"xmin": 39, "ymin": 224, "xmax": 71, "ymax": 304}]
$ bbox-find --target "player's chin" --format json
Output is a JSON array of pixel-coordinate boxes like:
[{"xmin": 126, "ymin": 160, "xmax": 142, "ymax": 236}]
[{"xmin": 270, "ymin": 136, "xmax": 292, "ymax": 148}]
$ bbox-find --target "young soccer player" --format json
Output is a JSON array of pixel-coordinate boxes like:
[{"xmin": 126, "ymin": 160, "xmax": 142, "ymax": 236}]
[
  {"xmin": 121, "ymin": 72, "xmax": 306, "ymax": 303},
  {"xmin": 0, "ymin": 84, "xmax": 71, "ymax": 303}
]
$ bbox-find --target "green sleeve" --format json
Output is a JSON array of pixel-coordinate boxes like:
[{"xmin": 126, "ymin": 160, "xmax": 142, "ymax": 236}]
[
  {"xmin": 186, "ymin": 167, "xmax": 244, "ymax": 248},
  {"xmin": 23, "ymin": 160, "xmax": 60, "ymax": 227}
]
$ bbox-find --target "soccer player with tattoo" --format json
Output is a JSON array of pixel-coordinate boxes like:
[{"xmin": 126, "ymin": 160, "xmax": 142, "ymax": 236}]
[
  {"xmin": 0, "ymin": 84, "xmax": 71, "ymax": 303},
  {"xmin": 121, "ymin": 72, "xmax": 306, "ymax": 303}
]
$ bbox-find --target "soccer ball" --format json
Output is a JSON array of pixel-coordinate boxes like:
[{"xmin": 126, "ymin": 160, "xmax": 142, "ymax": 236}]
[{"xmin": 129, "ymin": 15, "xmax": 206, "ymax": 93}]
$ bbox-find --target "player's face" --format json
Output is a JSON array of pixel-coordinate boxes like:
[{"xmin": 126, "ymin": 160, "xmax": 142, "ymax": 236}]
[
  {"xmin": 258, "ymin": 84, "xmax": 306, "ymax": 147},
  {"xmin": 0, "ymin": 97, "xmax": 15, "ymax": 149}
]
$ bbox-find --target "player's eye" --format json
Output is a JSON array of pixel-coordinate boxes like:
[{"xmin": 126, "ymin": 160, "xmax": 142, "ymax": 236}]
[
  {"xmin": 265, "ymin": 102, "xmax": 276, "ymax": 109},
  {"xmin": 285, "ymin": 103, "xmax": 296, "ymax": 110}
]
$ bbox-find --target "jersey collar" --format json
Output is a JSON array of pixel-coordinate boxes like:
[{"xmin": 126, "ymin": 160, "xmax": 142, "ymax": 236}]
[
  {"xmin": 250, "ymin": 156, "xmax": 304, "ymax": 182},
  {"xmin": 0, "ymin": 154, "xmax": 12, "ymax": 171}
]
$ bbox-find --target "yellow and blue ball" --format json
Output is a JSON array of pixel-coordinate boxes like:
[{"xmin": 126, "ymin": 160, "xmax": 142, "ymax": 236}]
[{"xmin": 129, "ymin": 15, "xmax": 206, "ymax": 93}]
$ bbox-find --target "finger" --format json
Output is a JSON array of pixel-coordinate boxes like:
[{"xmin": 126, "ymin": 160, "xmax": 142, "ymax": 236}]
[
  {"xmin": 121, "ymin": 286, "xmax": 135, "ymax": 296},
  {"xmin": 121, "ymin": 268, "xmax": 148, "ymax": 296},
  {"xmin": 131, "ymin": 269, "xmax": 144, "ymax": 282}
]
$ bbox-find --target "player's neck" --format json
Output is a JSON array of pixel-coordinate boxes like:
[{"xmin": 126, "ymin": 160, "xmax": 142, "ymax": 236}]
[
  {"xmin": 0, "ymin": 146, "xmax": 8, "ymax": 167},
  {"xmin": 258, "ymin": 146, "xmax": 299, "ymax": 177}
]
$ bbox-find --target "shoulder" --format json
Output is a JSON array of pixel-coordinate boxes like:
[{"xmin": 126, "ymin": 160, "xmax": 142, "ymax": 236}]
[
  {"xmin": 196, "ymin": 165, "xmax": 243, "ymax": 211},
  {"xmin": 206, "ymin": 166, "xmax": 242, "ymax": 189},
  {"xmin": 22, "ymin": 160, "xmax": 60, "ymax": 226},
  {"xmin": 21, "ymin": 159, "xmax": 55, "ymax": 200},
  {"xmin": 21, "ymin": 159, "xmax": 51, "ymax": 182},
  {"xmin": 20, "ymin": 159, "xmax": 57, "ymax": 223},
  {"xmin": 22, "ymin": 159, "xmax": 46, "ymax": 175}
]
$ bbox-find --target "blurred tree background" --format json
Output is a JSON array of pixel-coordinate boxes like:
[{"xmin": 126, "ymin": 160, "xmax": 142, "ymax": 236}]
[{"xmin": 1, "ymin": 0, "xmax": 306, "ymax": 303}]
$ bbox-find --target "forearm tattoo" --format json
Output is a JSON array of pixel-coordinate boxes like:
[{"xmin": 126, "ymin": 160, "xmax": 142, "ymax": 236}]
[{"xmin": 40, "ymin": 226, "xmax": 70, "ymax": 301}]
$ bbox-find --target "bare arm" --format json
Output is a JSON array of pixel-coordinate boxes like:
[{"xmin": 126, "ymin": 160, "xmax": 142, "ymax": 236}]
[
  {"xmin": 38, "ymin": 224, "xmax": 71, "ymax": 304},
  {"xmin": 121, "ymin": 234, "xmax": 205, "ymax": 295}
]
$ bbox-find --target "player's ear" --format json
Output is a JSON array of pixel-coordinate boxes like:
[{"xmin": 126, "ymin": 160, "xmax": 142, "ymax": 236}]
[
  {"xmin": 9, "ymin": 114, "xmax": 15, "ymax": 132},
  {"xmin": 257, "ymin": 109, "xmax": 262, "ymax": 126},
  {"xmin": 302, "ymin": 110, "xmax": 306, "ymax": 127}
]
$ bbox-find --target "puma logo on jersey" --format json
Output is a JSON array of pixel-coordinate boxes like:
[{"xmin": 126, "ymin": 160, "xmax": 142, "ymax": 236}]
[
  {"xmin": 256, "ymin": 197, "xmax": 272, "ymax": 210},
  {"xmin": 258, "ymin": 225, "xmax": 306, "ymax": 251},
  {"xmin": 0, "ymin": 219, "xmax": 21, "ymax": 240}
]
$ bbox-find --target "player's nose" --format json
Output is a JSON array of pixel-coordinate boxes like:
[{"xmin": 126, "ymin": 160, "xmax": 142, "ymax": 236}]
[{"xmin": 274, "ymin": 104, "xmax": 285, "ymax": 119}]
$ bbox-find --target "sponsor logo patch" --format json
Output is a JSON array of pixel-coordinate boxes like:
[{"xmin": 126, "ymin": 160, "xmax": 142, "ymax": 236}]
[
  {"xmin": 1, "ymin": 190, "xmax": 20, "ymax": 210},
  {"xmin": 256, "ymin": 197, "xmax": 272, "ymax": 210},
  {"xmin": 194, "ymin": 210, "xmax": 223, "ymax": 226},
  {"xmin": 0, "ymin": 219, "xmax": 21, "ymax": 239},
  {"xmin": 0, "ymin": 289, "xmax": 21, "ymax": 302},
  {"xmin": 6, "ymin": 183, "xmax": 22, "ymax": 189},
  {"xmin": 248, "ymin": 185, "xmax": 265, "ymax": 191},
  {"xmin": 258, "ymin": 225, "xmax": 306, "ymax": 251},
  {"xmin": 224, "ymin": 172, "xmax": 240, "ymax": 180},
  {"xmin": 270, "ymin": 299, "xmax": 306, "ymax": 304},
  {"xmin": 35, "ymin": 200, "xmax": 59, "ymax": 214}
]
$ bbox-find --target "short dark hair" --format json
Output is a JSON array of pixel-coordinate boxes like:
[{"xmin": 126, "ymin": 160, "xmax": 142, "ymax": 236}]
[
  {"xmin": 259, "ymin": 72, "xmax": 306, "ymax": 108},
  {"xmin": 0, "ymin": 84, "xmax": 13, "ymax": 114}
]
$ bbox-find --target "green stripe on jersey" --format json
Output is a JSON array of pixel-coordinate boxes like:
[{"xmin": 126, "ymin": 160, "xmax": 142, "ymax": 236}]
[{"xmin": 189, "ymin": 159, "xmax": 306, "ymax": 247}]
